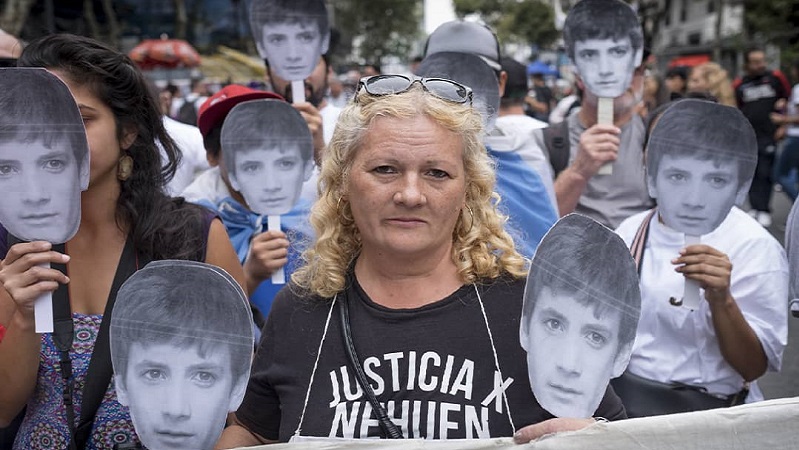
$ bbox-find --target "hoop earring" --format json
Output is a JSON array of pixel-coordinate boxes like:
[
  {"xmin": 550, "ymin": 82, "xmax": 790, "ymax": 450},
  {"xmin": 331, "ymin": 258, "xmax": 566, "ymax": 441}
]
[
  {"xmin": 463, "ymin": 205, "xmax": 474, "ymax": 234},
  {"xmin": 337, "ymin": 196, "xmax": 354, "ymax": 225},
  {"xmin": 117, "ymin": 155, "xmax": 133, "ymax": 181}
]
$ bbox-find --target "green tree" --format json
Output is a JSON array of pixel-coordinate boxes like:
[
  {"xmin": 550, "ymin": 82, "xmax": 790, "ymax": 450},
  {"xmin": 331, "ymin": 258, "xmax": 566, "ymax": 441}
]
[
  {"xmin": 452, "ymin": 0, "xmax": 559, "ymax": 50},
  {"xmin": 332, "ymin": 0, "xmax": 422, "ymax": 65},
  {"xmin": 743, "ymin": 0, "xmax": 799, "ymax": 72}
]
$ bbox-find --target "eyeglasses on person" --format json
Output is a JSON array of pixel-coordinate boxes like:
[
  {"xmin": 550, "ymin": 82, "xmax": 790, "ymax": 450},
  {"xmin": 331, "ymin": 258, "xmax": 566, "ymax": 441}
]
[{"xmin": 355, "ymin": 74, "xmax": 473, "ymax": 105}]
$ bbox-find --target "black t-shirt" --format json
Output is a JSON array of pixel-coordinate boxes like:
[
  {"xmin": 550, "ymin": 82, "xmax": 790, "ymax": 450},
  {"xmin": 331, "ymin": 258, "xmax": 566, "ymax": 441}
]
[
  {"xmin": 235, "ymin": 275, "xmax": 626, "ymax": 442},
  {"xmin": 735, "ymin": 71, "xmax": 789, "ymax": 147}
]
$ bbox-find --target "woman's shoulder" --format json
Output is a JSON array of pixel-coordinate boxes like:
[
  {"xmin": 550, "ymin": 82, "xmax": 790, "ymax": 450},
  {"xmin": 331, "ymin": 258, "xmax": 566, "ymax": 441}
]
[
  {"xmin": 270, "ymin": 282, "xmax": 334, "ymax": 317},
  {"xmin": 477, "ymin": 275, "xmax": 526, "ymax": 306}
]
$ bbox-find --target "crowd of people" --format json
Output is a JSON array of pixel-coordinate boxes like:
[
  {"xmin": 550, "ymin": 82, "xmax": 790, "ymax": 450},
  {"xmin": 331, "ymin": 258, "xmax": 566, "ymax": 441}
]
[{"xmin": 0, "ymin": 0, "xmax": 797, "ymax": 447}]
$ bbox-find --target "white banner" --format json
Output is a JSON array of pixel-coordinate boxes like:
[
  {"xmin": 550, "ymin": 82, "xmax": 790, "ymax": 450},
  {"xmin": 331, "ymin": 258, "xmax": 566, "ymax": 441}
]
[{"xmin": 233, "ymin": 397, "xmax": 799, "ymax": 449}]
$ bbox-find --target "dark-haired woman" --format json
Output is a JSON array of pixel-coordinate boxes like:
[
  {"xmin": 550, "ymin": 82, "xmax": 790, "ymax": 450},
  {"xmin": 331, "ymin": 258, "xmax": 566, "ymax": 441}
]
[{"xmin": 0, "ymin": 34, "xmax": 245, "ymax": 449}]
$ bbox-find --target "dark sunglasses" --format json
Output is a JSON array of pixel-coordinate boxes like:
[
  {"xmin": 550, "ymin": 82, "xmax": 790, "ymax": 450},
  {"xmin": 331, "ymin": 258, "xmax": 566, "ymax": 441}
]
[{"xmin": 355, "ymin": 74, "xmax": 473, "ymax": 105}]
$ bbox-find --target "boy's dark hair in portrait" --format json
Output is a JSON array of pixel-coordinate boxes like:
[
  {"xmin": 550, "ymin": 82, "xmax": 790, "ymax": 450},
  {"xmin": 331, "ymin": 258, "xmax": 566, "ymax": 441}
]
[
  {"xmin": 0, "ymin": 68, "xmax": 89, "ymax": 172},
  {"xmin": 220, "ymin": 99, "xmax": 313, "ymax": 178},
  {"xmin": 109, "ymin": 260, "xmax": 254, "ymax": 384},
  {"xmin": 646, "ymin": 99, "xmax": 757, "ymax": 192},
  {"xmin": 249, "ymin": 0, "xmax": 330, "ymax": 51},
  {"xmin": 562, "ymin": 0, "xmax": 644, "ymax": 61}
]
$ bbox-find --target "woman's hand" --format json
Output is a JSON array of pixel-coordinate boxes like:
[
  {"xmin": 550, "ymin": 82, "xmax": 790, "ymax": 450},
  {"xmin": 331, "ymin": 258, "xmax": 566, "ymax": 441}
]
[
  {"xmin": 0, "ymin": 241, "xmax": 70, "ymax": 319},
  {"xmin": 672, "ymin": 244, "xmax": 732, "ymax": 306},
  {"xmin": 513, "ymin": 417, "xmax": 596, "ymax": 444},
  {"xmin": 244, "ymin": 231, "xmax": 290, "ymax": 293}
]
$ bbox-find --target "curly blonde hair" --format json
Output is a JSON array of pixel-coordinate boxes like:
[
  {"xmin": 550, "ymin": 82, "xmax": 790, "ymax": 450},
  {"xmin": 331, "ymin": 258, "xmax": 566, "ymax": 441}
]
[
  {"xmin": 291, "ymin": 83, "xmax": 528, "ymax": 298},
  {"xmin": 690, "ymin": 62, "xmax": 736, "ymax": 107}
]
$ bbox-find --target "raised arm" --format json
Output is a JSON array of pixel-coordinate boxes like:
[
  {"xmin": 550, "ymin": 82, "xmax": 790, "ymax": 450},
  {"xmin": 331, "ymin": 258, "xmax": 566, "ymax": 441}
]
[
  {"xmin": 554, "ymin": 124, "xmax": 620, "ymax": 215},
  {"xmin": 0, "ymin": 242, "xmax": 70, "ymax": 426},
  {"xmin": 674, "ymin": 244, "xmax": 769, "ymax": 380}
]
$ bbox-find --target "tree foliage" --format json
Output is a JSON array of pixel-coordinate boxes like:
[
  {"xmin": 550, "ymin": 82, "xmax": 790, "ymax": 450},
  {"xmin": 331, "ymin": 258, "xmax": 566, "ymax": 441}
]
[
  {"xmin": 331, "ymin": 0, "xmax": 422, "ymax": 65},
  {"xmin": 743, "ymin": 0, "xmax": 799, "ymax": 70},
  {"xmin": 452, "ymin": 0, "xmax": 559, "ymax": 49}
]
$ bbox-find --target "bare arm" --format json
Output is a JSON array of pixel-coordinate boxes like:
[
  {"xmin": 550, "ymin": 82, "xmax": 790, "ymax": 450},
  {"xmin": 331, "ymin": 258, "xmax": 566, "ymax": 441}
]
[
  {"xmin": 0, "ymin": 242, "xmax": 70, "ymax": 425},
  {"xmin": 215, "ymin": 417, "xmax": 277, "ymax": 449},
  {"xmin": 513, "ymin": 418, "xmax": 596, "ymax": 444},
  {"xmin": 674, "ymin": 245, "xmax": 768, "ymax": 381},
  {"xmin": 205, "ymin": 219, "xmax": 249, "ymax": 294},
  {"xmin": 554, "ymin": 124, "xmax": 620, "ymax": 216}
]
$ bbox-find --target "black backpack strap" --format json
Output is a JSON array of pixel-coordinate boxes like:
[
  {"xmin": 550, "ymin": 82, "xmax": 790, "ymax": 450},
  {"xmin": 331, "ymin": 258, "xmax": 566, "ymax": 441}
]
[
  {"xmin": 72, "ymin": 235, "xmax": 149, "ymax": 449},
  {"xmin": 543, "ymin": 118, "xmax": 571, "ymax": 177}
]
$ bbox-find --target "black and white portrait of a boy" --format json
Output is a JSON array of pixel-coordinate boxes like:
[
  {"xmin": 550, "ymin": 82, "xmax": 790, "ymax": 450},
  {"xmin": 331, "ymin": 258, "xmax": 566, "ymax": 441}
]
[
  {"xmin": 521, "ymin": 214, "xmax": 641, "ymax": 418},
  {"xmin": 0, "ymin": 68, "xmax": 89, "ymax": 244},
  {"xmin": 646, "ymin": 99, "xmax": 757, "ymax": 236},
  {"xmin": 220, "ymin": 99, "xmax": 314, "ymax": 216},
  {"xmin": 249, "ymin": 0, "xmax": 330, "ymax": 82},
  {"xmin": 563, "ymin": 0, "xmax": 643, "ymax": 99},
  {"xmin": 109, "ymin": 260, "xmax": 254, "ymax": 450}
]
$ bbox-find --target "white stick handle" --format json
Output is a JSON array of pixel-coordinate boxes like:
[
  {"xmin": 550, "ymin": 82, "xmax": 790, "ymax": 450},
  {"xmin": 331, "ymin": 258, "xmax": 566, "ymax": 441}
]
[
  {"xmin": 597, "ymin": 97, "xmax": 614, "ymax": 175},
  {"xmin": 34, "ymin": 262, "xmax": 54, "ymax": 333},
  {"xmin": 291, "ymin": 80, "xmax": 306, "ymax": 104},
  {"xmin": 682, "ymin": 235, "xmax": 702, "ymax": 310},
  {"xmin": 268, "ymin": 215, "xmax": 286, "ymax": 284}
]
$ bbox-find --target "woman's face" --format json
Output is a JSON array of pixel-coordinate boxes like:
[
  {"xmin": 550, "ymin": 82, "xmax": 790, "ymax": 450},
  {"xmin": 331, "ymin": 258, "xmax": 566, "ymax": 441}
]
[
  {"xmin": 53, "ymin": 71, "xmax": 132, "ymax": 190},
  {"xmin": 347, "ymin": 115, "xmax": 466, "ymax": 261},
  {"xmin": 687, "ymin": 69, "xmax": 707, "ymax": 93}
]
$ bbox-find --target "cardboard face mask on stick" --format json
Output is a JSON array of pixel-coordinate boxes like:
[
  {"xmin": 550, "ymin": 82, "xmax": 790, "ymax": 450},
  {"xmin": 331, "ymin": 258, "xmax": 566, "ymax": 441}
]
[
  {"xmin": 0, "ymin": 67, "xmax": 90, "ymax": 333},
  {"xmin": 521, "ymin": 214, "xmax": 641, "ymax": 418},
  {"xmin": 221, "ymin": 99, "xmax": 314, "ymax": 217},
  {"xmin": 0, "ymin": 68, "xmax": 89, "ymax": 244},
  {"xmin": 646, "ymin": 99, "xmax": 756, "ymax": 309},
  {"xmin": 221, "ymin": 98, "xmax": 314, "ymax": 284},
  {"xmin": 110, "ymin": 260, "xmax": 254, "ymax": 450},
  {"xmin": 250, "ymin": 0, "xmax": 330, "ymax": 103},
  {"xmin": 564, "ymin": 0, "xmax": 643, "ymax": 174}
]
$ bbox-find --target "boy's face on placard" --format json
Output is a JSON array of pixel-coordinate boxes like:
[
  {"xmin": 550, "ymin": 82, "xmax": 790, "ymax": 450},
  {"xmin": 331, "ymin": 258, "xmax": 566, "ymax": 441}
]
[
  {"xmin": 116, "ymin": 342, "xmax": 242, "ymax": 450},
  {"xmin": 650, "ymin": 154, "xmax": 742, "ymax": 236},
  {"xmin": 231, "ymin": 145, "xmax": 313, "ymax": 215},
  {"xmin": 573, "ymin": 37, "xmax": 640, "ymax": 98},
  {"xmin": 523, "ymin": 287, "xmax": 625, "ymax": 418},
  {"xmin": 0, "ymin": 138, "xmax": 81, "ymax": 243},
  {"xmin": 259, "ymin": 19, "xmax": 328, "ymax": 81}
]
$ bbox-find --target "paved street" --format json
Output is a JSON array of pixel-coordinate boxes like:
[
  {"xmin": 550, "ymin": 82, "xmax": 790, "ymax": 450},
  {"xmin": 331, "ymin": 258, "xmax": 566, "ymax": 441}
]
[{"xmin": 753, "ymin": 189, "xmax": 799, "ymax": 400}]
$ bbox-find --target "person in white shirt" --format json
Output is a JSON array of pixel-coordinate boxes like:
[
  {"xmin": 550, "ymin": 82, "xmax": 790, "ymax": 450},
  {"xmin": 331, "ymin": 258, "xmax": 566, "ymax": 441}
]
[{"xmin": 614, "ymin": 100, "xmax": 788, "ymax": 416}]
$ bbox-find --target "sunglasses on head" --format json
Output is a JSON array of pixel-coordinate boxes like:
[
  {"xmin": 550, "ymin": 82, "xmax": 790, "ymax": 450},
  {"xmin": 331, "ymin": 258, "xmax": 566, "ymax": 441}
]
[{"xmin": 355, "ymin": 74, "xmax": 473, "ymax": 105}]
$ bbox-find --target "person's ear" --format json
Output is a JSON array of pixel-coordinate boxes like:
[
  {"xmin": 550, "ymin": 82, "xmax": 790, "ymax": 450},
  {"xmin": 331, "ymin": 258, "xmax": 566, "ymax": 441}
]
[
  {"xmin": 632, "ymin": 48, "xmax": 644, "ymax": 70},
  {"xmin": 320, "ymin": 28, "xmax": 330, "ymax": 55},
  {"xmin": 302, "ymin": 158, "xmax": 314, "ymax": 182},
  {"xmin": 228, "ymin": 375, "xmax": 249, "ymax": 411},
  {"xmin": 120, "ymin": 126, "xmax": 137, "ymax": 151},
  {"xmin": 497, "ymin": 70, "xmax": 508, "ymax": 97},
  {"xmin": 115, "ymin": 374, "xmax": 130, "ymax": 406},
  {"xmin": 611, "ymin": 342, "xmax": 634, "ymax": 378},
  {"xmin": 646, "ymin": 171, "xmax": 658, "ymax": 199},
  {"xmin": 227, "ymin": 172, "xmax": 241, "ymax": 192},
  {"xmin": 519, "ymin": 320, "xmax": 530, "ymax": 352}
]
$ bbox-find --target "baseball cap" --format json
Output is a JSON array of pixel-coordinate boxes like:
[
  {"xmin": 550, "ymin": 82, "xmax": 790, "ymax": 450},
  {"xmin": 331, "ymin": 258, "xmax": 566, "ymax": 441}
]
[
  {"xmin": 500, "ymin": 57, "xmax": 528, "ymax": 99},
  {"xmin": 424, "ymin": 20, "xmax": 501, "ymax": 72},
  {"xmin": 197, "ymin": 84, "xmax": 283, "ymax": 138}
]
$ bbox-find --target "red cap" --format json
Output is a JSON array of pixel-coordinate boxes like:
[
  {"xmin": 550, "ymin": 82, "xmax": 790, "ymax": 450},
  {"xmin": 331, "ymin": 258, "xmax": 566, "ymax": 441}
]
[{"xmin": 197, "ymin": 85, "xmax": 284, "ymax": 138}]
